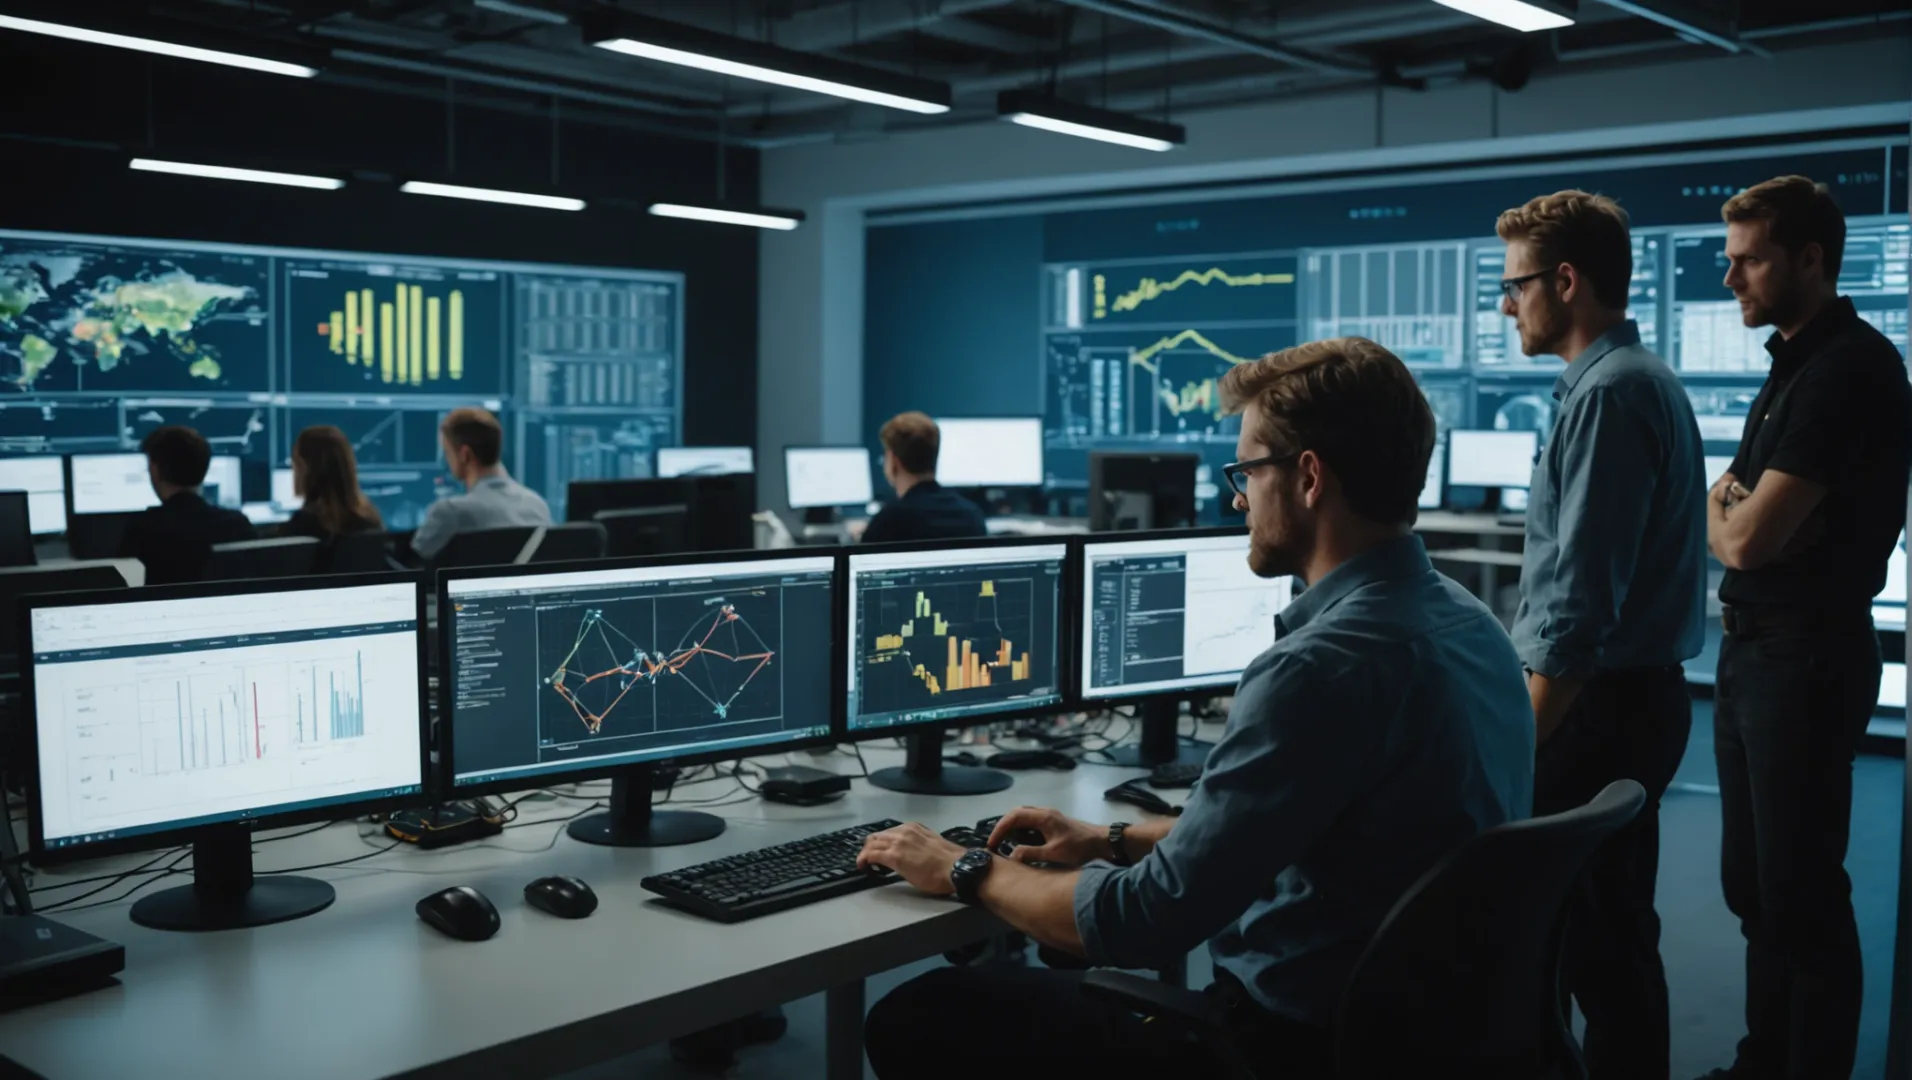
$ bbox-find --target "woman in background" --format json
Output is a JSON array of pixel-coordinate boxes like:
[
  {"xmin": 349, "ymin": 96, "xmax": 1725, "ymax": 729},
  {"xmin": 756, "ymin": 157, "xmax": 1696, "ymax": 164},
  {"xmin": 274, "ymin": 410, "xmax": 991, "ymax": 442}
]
[{"xmin": 280, "ymin": 425, "xmax": 381, "ymax": 564}]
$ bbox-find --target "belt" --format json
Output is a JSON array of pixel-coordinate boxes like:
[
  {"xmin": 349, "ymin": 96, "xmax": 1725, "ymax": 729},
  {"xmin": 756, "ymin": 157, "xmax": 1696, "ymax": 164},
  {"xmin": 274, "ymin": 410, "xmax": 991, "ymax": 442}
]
[{"xmin": 1721, "ymin": 602, "xmax": 1872, "ymax": 638}]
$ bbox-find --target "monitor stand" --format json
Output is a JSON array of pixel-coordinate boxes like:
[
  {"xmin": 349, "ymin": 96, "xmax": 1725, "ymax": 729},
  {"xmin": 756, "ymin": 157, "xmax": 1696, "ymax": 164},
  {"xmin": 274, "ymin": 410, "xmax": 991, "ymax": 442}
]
[
  {"xmin": 130, "ymin": 823, "xmax": 334, "ymax": 932},
  {"xmin": 567, "ymin": 764, "xmax": 726, "ymax": 848},
  {"xmin": 1103, "ymin": 699, "xmax": 1213, "ymax": 769},
  {"xmin": 867, "ymin": 731, "xmax": 1012, "ymax": 796}
]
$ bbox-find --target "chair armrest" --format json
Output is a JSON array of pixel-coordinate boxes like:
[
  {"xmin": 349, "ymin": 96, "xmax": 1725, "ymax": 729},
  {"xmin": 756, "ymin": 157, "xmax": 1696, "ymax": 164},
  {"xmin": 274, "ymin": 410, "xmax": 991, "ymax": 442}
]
[{"xmin": 1079, "ymin": 969, "xmax": 1215, "ymax": 1029}]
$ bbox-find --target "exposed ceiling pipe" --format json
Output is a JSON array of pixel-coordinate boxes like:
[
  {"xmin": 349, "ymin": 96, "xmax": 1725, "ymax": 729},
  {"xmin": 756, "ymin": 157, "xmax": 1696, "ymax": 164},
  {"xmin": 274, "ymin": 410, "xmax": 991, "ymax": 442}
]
[
  {"xmin": 1049, "ymin": 0, "xmax": 1373, "ymax": 76},
  {"xmin": 1592, "ymin": 0, "xmax": 1768, "ymax": 56},
  {"xmin": 328, "ymin": 48, "xmax": 718, "ymax": 117},
  {"xmin": 751, "ymin": 0, "xmax": 1023, "ymax": 53}
]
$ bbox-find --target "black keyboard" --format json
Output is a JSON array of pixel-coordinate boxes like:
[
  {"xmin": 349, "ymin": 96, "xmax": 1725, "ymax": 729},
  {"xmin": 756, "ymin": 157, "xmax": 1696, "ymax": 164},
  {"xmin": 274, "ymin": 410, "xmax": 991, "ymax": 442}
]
[{"xmin": 641, "ymin": 819, "xmax": 906, "ymax": 922}]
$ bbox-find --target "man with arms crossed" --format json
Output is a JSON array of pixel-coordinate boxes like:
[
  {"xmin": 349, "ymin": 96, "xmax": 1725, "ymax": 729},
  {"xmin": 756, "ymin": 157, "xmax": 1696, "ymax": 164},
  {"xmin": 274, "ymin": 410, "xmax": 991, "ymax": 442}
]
[
  {"xmin": 857, "ymin": 338, "xmax": 1534, "ymax": 1078},
  {"xmin": 1699, "ymin": 176, "xmax": 1910, "ymax": 1080},
  {"xmin": 1500, "ymin": 190, "xmax": 1706, "ymax": 1080}
]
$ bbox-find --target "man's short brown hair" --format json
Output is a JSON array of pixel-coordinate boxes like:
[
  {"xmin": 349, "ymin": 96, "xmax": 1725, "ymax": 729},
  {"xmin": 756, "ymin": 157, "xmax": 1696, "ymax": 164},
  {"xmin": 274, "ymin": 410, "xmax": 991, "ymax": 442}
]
[
  {"xmin": 140, "ymin": 425, "xmax": 212, "ymax": 488},
  {"xmin": 1220, "ymin": 338, "xmax": 1435, "ymax": 527},
  {"xmin": 880, "ymin": 411, "xmax": 939, "ymax": 476},
  {"xmin": 1722, "ymin": 175, "xmax": 1846, "ymax": 280},
  {"xmin": 440, "ymin": 407, "xmax": 503, "ymax": 467},
  {"xmin": 1495, "ymin": 190, "xmax": 1634, "ymax": 309}
]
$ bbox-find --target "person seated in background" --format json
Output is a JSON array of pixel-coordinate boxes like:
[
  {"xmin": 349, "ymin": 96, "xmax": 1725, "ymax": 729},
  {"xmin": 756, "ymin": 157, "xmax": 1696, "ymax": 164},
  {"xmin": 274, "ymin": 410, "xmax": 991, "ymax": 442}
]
[
  {"xmin": 409, "ymin": 406, "xmax": 549, "ymax": 563},
  {"xmin": 276, "ymin": 425, "xmax": 383, "ymax": 570},
  {"xmin": 857, "ymin": 338, "xmax": 1535, "ymax": 1080},
  {"xmin": 119, "ymin": 425, "xmax": 256, "ymax": 586},
  {"xmin": 860, "ymin": 411, "xmax": 986, "ymax": 544}
]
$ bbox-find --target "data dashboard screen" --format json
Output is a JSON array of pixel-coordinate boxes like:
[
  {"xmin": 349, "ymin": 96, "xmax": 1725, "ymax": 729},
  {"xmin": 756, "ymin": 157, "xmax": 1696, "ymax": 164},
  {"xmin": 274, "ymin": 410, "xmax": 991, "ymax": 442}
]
[
  {"xmin": 935, "ymin": 417, "xmax": 1045, "ymax": 487},
  {"xmin": 785, "ymin": 447, "xmax": 874, "ymax": 508},
  {"xmin": 29, "ymin": 582, "xmax": 425, "ymax": 849},
  {"xmin": 847, "ymin": 544, "xmax": 1065, "ymax": 732},
  {"xmin": 1079, "ymin": 532, "xmax": 1292, "ymax": 700},
  {"xmin": 657, "ymin": 446, "xmax": 754, "ymax": 478},
  {"xmin": 0, "ymin": 456, "xmax": 66, "ymax": 534},
  {"xmin": 444, "ymin": 556, "xmax": 835, "ymax": 789},
  {"xmin": 1448, "ymin": 430, "xmax": 1538, "ymax": 489},
  {"xmin": 0, "ymin": 229, "xmax": 684, "ymax": 529}
]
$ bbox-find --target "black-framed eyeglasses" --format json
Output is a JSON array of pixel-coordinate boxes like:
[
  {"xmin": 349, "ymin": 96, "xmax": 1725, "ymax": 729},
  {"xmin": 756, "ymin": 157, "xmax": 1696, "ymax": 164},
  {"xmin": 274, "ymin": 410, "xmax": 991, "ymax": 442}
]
[
  {"xmin": 1222, "ymin": 453, "xmax": 1297, "ymax": 498},
  {"xmin": 1498, "ymin": 268, "xmax": 1556, "ymax": 302}
]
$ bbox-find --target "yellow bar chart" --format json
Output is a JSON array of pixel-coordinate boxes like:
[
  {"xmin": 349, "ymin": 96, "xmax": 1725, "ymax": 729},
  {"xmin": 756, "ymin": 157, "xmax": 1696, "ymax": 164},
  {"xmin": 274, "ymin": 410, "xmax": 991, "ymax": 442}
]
[{"xmin": 320, "ymin": 281, "xmax": 466, "ymax": 385}]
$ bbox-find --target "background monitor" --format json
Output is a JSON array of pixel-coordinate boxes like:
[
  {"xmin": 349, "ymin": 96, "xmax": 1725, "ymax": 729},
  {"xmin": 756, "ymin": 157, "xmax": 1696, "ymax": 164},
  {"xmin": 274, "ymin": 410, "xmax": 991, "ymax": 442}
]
[
  {"xmin": 785, "ymin": 446, "xmax": 875, "ymax": 510},
  {"xmin": 1088, "ymin": 451, "xmax": 1198, "ymax": 532},
  {"xmin": 441, "ymin": 552, "xmax": 837, "ymax": 846},
  {"xmin": 69, "ymin": 453, "xmax": 158, "ymax": 515},
  {"xmin": 1704, "ymin": 455, "xmax": 1735, "ymax": 490},
  {"xmin": 1418, "ymin": 442, "xmax": 1446, "ymax": 511},
  {"xmin": 202, "ymin": 455, "xmax": 243, "ymax": 510},
  {"xmin": 657, "ymin": 446, "xmax": 754, "ymax": 478},
  {"xmin": 934, "ymin": 417, "xmax": 1044, "ymax": 488},
  {"xmin": 271, "ymin": 467, "xmax": 303, "ymax": 510},
  {"xmin": 0, "ymin": 456, "xmax": 67, "ymax": 535},
  {"xmin": 1447, "ymin": 429, "xmax": 1539, "ymax": 489},
  {"xmin": 1079, "ymin": 530, "xmax": 1292, "ymax": 702},
  {"xmin": 26, "ymin": 575, "xmax": 427, "ymax": 930},
  {"xmin": 846, "ymin": 540, "xmax": 1066, "ymax": 795}
]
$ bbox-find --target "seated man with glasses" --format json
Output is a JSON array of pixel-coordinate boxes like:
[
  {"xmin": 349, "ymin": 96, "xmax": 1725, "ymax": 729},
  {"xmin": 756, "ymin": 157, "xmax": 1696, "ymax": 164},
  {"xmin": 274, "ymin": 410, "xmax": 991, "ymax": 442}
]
[{"xmin": 857, "ymin": 337, "xmax": 1535, "ymax": 1080}]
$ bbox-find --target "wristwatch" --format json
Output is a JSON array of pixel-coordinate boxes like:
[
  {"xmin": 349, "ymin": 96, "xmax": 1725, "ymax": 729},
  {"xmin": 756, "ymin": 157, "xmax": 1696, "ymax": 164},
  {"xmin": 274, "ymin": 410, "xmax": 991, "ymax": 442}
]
[
  {"xmin": 1107, "ymin": 822, "xmax": 1134, "ymax": 867},
  {"xmin": 949, "ymin": 848, "xmax": 995, "ymax": 905}
]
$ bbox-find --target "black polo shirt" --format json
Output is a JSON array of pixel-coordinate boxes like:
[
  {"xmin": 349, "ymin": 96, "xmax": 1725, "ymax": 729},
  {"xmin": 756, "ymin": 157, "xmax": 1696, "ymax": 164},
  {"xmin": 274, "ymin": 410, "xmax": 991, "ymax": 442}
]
[
  {"xmin": 861, "ymin": 480, "xmax": 987, "ymax": 545},
  {"xmin": 1719, "ymin": 296, "xmax": 1911, "ymax": 607}
]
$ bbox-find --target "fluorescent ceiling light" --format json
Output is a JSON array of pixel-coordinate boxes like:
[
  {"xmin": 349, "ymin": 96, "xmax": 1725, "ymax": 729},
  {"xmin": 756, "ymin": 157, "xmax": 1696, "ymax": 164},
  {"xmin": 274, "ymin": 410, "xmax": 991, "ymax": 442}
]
[
  {"xmin": 399, "ymin": 181, "xmax": 585, "ymax": 212},
  {"xmin": 130, "ymin": 158, "xmax": 343, "ymax": 190},
  {"xmin": 1430, "ymin": 0, "xmax": 1575, "ymax": 32},
  {"xmin": 594, "ymin": 38, "xmax": 948, "ymax": 114},
  {"xmin": 997, "ymin": 92, "xmax": 1185, "ymax": 152},
  {"xmin": 648, "ymin": 203, "xmax": 804, "ymax": 231},
  {"xmin": 0, "ymin": 14, "xmax": 318, "ymax": 77}
]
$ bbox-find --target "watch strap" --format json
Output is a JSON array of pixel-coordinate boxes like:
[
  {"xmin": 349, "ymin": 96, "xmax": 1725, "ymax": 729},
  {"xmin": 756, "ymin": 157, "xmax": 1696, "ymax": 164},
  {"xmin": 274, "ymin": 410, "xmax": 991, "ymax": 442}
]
[
  {"xmin": 951, "ymin": 848, "xmax": 994, "ymax": 904},
  {"xmin": 1108, "ymin": 822, "xmax": 1133, "ymax": 867}
]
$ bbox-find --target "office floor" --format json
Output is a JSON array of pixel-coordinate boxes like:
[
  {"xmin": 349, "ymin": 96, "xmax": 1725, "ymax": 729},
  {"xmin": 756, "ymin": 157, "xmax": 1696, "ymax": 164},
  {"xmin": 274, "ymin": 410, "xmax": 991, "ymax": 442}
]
[{"xmin": 563, "ymin": 700, "xmax": 1905, "ymax": 1080}]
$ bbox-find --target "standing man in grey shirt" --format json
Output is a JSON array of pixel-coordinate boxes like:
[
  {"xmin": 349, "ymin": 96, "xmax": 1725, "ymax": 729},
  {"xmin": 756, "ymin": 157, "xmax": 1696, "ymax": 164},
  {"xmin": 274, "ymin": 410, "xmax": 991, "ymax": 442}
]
[
  {"xmin": 1500, "ymin": 191, "xmax": 1706, "ymax": 1080},
  {"xmin": 857, "ymin": 338, "xmax": 1534, "ymax": 1079},
  {"xmin": 410, "ymin": 406, "xmax": 551, "ymax": 562}
]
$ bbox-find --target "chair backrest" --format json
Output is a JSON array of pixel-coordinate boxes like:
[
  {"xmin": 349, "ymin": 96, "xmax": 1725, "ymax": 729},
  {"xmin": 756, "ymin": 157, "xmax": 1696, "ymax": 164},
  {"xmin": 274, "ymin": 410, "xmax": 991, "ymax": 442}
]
[
  {"xmin": 204, "ymin": 536, "xmax": 322, "ymax": 581},
  {"xmin": 594, "ymin": 505, "xmax": 689, "ymax": 559},
  {"xmin": 685, "ymin": 473, "xmax": 756, "ymax": 553},
  {"xmin": 528, "ymin": 521, "xmax": 607, "ymax": 563},
  {"xmin": 431, "ymin": 526, "xmax": 542, "ymax": 570},
  {"xmin": 1333, "ymin": 779, "xmax": 1646, "ymax": 1079},
  {"xmin": 327, "ymin": 530, "xmax": 397, "ymax": 574},
  {"xmin": 0, "ymin": 492, "xmax": 34, "ymax": 569}
]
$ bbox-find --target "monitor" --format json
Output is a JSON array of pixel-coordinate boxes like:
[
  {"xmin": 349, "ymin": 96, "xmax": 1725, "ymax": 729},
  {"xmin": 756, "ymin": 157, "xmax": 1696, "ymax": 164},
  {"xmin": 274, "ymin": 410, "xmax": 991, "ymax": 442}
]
[
  {"xmin": 25, "ymin": 574, "xmax": 427, "ymax": 931},
  {"xmin": 846, "ymin": 539, "xmax": 1066, "ymax": 795},
  {"xmin": 934, "ymin": 417, "xmax": 1044, "ymax": 488},
  {"xmin": 1088, "ymin": 451, "xmax": 1198, "ymax": 532},
  {"xmin": 0, "ymin": 456, "xmax": 67, "ymax": 535},
  {"xmin": 202, "ymin": 455, "xmax": 243, "ymax": 510},
  {"xmin": 1418, "ymin": 441, "xmax": 1445, "ymax": 511},
  {"xmin": 1705, "ymin": 455, "xmax": 1735, "ymax": 490},
  {"xmin": 271, "ymin": 467, "xmax": 303, "ymax": 510},
  {"xmin": 0, "ymin": 493, "xmax": 33, "ymax": 569},
  {"xmin": 441, "ymin": 551, "xmax": 837, "ymax": 846},
  {"xmin": 70, "ymin": 453, "xmax": 242, "ymax": 514},
  {"xmin": 784, "ymin": 446, "xmax": 874, "ymax": 510},
  {"xmin": 657, "ymin": 446, "xmax": 755, "ymax": 478},
  {"xmin": 1447, "ymin": 430, "xmax": 1539, "ymax": 489}
]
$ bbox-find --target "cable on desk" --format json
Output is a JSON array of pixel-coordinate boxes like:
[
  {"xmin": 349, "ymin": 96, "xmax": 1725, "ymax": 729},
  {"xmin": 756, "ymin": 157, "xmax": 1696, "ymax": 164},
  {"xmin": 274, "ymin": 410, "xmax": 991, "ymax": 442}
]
[
  {"xmin": 259, "ymin": 840, "xmax": 403, "ymax": 876},
  {"xmin": 41, "ymin": 867, "xmax": 191, "ymax": 915},
  {"xmin": 254, "ymin": 822, "xmax": 335, "ymax": 845},
  {"xmin": 37, "ymin": 849, "xmax": 194, "ymax": 913},
  {"xmin": 28, "ymin": 846, "xmax": 186, "ymax": 895}
]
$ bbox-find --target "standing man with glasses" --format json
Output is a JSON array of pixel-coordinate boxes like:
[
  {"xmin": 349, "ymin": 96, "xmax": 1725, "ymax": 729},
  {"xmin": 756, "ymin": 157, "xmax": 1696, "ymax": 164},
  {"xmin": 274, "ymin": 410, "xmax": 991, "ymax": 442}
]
[
  {"xmin": 1500, "ymin": 191, "xmax": 1707, "ymax": 1080},
  {"xmin": 1697, "ymin": 177, "xmax": 1911, "ymax": 1080}
]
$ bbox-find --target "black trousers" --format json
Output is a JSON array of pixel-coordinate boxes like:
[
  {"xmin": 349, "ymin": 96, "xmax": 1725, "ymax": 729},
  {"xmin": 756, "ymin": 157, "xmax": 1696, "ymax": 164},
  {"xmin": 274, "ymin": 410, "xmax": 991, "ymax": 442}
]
[
  {"xmin": 863, "ymin": 966, "xmax": 1334, "ymax": 1080},
  {"xmin": 1533, "ymin": 665, "xmax": 1692, "ymax": 1080},
  {"xmin": 1715, "ymin": 614, "xmax": 1880, "ymax": 1080}
]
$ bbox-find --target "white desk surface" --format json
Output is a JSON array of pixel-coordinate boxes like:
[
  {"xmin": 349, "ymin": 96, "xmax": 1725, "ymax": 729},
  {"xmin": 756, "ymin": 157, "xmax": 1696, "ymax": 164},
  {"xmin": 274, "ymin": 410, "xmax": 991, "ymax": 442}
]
[
  {"xmin": 20, "ymin": 556, "xmax": 143, "ymax": 587},
  {"xmin": 1425, "ymin": 547, "xmax": 1526, "ymax": 568},
  {"xmin": 3, "ymin": 743, "xmax": 1167, "ymax": 1080},
  {"xmin": 1413, "ymin": 511, "xmax": 1526, "ymax": 539}
]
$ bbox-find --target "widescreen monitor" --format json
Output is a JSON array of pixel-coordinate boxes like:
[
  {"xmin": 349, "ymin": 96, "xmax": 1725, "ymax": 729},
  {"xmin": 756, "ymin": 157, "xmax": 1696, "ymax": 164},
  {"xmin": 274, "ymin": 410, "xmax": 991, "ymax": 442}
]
[
  {"xmin": 441, "ymin": 551, "xmax": 836, "ymax": 846},
  {"xmin": 934, "ymin": 417, "xmax": 1044, "ymax": 488},
  {"xmin": 1447, "ymin": 430, "xmax": 1539, "ymax": 489},
  {"xmin": 785, "ymin": 446, "xmax": 875, "ymax": 510},
  {"xmin": 271, "ymin": 467, "xmax": 303, "ymax": 510},
  {"xmin": 70, "ymin": 453, "xmax": 242, "ymax": 514},
  {"xmin": 1418, "ymin": 442, "xmax": 1445, "ymax": 511},
  {"xmin": 657, "ymin": 446, "xmax": 754, "ymax": 478},
  {"xmin": 0, "ymin": 456, "xmax": 67, "ymax": 535},
  {"xmin": 25, "ymin": 575, "xmax": 427, "ymax": 931}
]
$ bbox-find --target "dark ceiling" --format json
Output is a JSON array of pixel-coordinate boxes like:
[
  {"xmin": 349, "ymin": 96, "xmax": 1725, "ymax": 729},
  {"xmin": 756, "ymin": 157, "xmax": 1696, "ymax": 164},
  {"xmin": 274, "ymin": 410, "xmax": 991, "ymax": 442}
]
[{"xmin": 13, "ymin": 0, "xmax": 1912, "ymax": 146}]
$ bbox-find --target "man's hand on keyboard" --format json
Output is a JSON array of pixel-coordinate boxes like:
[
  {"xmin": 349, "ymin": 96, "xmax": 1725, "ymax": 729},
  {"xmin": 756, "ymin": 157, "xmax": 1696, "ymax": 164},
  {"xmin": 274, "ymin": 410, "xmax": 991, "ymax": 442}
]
[
  {"xmin": 986, "ymin": 807, "xmax": 1106, "ymax": 867},
  {"xmin": 857, "ymin": 823, "xmax": 967, "ymax": 897}
]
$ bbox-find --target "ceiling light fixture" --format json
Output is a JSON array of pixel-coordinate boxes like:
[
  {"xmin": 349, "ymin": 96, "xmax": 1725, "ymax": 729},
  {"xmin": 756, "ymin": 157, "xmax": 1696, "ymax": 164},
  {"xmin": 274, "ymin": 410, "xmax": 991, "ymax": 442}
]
[
  {"xmin": 0, "ymin": 13, "xmax": 319, "ymax": 77},
  {"xmin": 648, "ymin": 203, "xmax": 805, "ymax": 231},
  {"xmin": 582, "ymin": 13, "xmax": 950, "ymax": 115},
  {"xmin": 997, "ymin": 92, "xmax": 1185, "ymax": 152},
  {"xmin": 398, "ymin": 181, "xmax": 585, "ymax": 212},
  {"xmin": 129, "ymin": 158, "xmax": 343, "ymax": 190},
  {"xmin": 1430, "ymin": 0, "xmax": 1576, "ymax": 32}
]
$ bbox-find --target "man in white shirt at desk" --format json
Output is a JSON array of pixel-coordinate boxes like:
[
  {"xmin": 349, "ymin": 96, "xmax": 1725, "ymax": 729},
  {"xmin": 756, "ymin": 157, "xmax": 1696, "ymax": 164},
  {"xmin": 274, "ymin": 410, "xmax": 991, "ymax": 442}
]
[{"xmin": 410, "ymin": 406, "xmax": 550, "ymax": 562}]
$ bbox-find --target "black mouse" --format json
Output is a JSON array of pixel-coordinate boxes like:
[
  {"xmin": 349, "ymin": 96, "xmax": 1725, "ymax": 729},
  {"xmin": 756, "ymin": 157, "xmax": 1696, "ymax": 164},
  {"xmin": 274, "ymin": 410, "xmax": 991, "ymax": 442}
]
[
  {"xmin": 525, "ymin": 875, "xmax": 598, "ymax": 919},
  {"xmin": 416, "ymin": 885, "xmax": 501, "ymax": 941},
  {"xmin": 945, "ymin": 751, "xmax": 983, "ymax": 768}
]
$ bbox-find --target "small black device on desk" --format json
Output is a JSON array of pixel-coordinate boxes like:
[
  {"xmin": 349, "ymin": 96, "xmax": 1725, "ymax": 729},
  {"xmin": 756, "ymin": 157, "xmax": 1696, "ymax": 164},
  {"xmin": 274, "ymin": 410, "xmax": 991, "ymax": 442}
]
[
  {"xmin": 759, "ymin": 764, "xmax": 851, "ymax": 806},
  {"xmin": 524, "ymin": 876, "xmax": 597, "ymax": 919},
  {"xmin": 985, "ymin": 748, "xmax": 1076, "ymax": 771},
  {"xmin": 416, "ymin": 886, "xmax": 501, "ymax": 941},
  {"xmin": 1148, "ymin": 761, "xmax": 1203, "ymax": 789},
  {"xmin": 1104, "ymin": 778, "xmax": 1183, "ymax": 817}
]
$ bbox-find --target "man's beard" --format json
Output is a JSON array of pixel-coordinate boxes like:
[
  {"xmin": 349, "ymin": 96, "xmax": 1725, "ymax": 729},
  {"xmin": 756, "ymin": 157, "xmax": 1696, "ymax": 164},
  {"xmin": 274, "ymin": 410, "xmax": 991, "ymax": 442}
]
[
  {"xmin": 1247, "ymin": 492, "xmax": 1308, "ymax": 580},
  {"xmin": 1519, "ymin": 296, "xmax": 1572, "ymax": 358},
  {"xmin": 1739, "ymin": 290, "xmax": 1802, "ymax": 330}
]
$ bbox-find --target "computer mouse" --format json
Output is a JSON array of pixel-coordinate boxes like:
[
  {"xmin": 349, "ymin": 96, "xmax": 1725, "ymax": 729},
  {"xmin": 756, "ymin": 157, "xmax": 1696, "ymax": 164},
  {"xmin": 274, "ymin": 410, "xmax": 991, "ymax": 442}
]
[
  {"xmin": 524, "ymin": 875, "xmax": 598, "ymax": 919},
  {"xmin": 945, "ymin": 751, "xmax": 983, "ymax": 768},
  {"xmin": 416, "ymin": 885, "xmax": 501, "ymax": 941}
]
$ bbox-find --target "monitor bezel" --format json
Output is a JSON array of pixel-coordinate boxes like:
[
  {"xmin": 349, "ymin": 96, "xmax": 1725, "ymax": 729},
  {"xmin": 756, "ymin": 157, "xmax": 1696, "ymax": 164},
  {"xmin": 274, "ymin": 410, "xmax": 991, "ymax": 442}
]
[
  {"xmin": 782, "ymin": 444, "xmax": 876, "ymax": 509},
  {"xmin": 64, "ymin": 450, "xmax": 163, "ymax": 517},
  {"xmin": 841, "ymin": 533, "xmax": 1074, "ymax": 742},
  {"xmin": 22, "ymin": 571, "xmax": 432, "ymax": 866},
  {"xmin": 655, "ymin": 445, "xmax": 757, "ymax": 479},
  {"xmin": 1072, "ymin": 526, "xmax": 1276, "ymax": 704},
  {"xmin": 0, "ymin": 453, "xmax": 69, "ymax": 536},
  {"xmin": 1444, "ymin": 428, "xmax": 1540, "ymax": 490},
  {"xmin": 435, "ymin": 548, "xmax": 845, "ymax": 799},
  {"xmin": 929, "ymin": 415, "xmax": 1046, "ymax": 489}
]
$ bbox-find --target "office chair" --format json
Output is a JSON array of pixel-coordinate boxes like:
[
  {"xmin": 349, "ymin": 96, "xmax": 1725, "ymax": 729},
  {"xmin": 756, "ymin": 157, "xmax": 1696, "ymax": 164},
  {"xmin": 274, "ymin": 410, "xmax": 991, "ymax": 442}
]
[
  {"xmin": 204, "ymin": 537, "xmax": 321, "ymax": 581},
  {"xmin": 527, "ymin": 521, "xmax": 607, "ymax": 563},
  {"xmin": 1080, "ymin": 779, "xmax": 1647, "ymax": 1080},
  {"xmin": 594, "ymin": 505, "xmax": 689, "ymax": 558},
  {"xmin": 431, "ymin": 526, "xmax": 541, "ymax": 570},
  {"xmin": 327, "ymin": 531, "xmax": 400, "ymax": 573}
]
